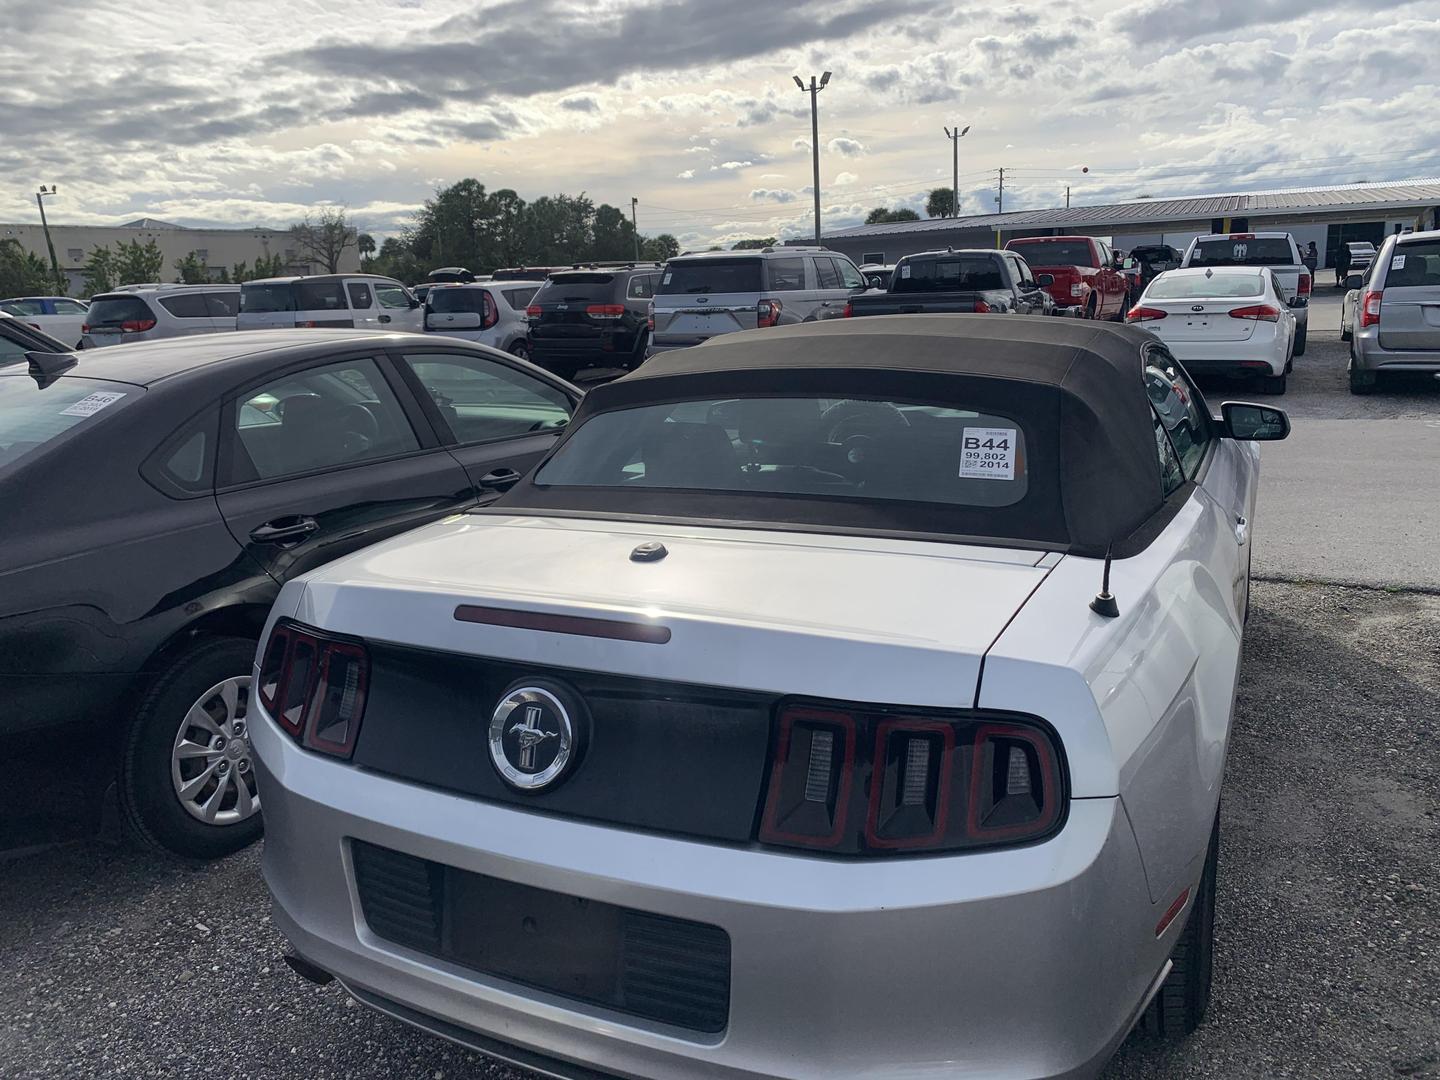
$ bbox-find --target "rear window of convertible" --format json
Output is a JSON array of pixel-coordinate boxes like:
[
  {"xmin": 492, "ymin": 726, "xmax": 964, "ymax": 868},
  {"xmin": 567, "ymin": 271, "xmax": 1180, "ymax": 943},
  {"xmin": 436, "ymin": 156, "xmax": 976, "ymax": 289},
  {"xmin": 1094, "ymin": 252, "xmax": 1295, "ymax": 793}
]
[{"xmin": 534, "ymin": 396, "xmax": 1029, "ymax": 508}]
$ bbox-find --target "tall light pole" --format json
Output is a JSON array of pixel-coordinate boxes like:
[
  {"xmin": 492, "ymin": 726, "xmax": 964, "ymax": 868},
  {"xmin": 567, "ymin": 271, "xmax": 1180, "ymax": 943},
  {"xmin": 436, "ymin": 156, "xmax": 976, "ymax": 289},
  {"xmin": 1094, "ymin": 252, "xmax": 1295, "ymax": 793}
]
[
  {"xmin": 943, "ymin": 125, "xmax": 969, "ymax": 218},
  {"xmin": 35, "ymin": 185, "xmax": 63, "ymax": 294},
  {"xmin": 793, "ymin": 71, "xmax": 831, "ymax": 246},
  {"xmin": 630, "ymin": 196, "xmax": 641, "ymax": 261}
]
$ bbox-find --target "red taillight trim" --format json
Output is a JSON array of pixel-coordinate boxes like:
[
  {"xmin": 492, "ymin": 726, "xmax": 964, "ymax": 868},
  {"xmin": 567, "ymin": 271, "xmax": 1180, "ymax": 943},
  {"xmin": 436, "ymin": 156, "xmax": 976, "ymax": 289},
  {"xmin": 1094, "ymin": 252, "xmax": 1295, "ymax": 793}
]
[
  {"xmin": 301, "ymin": 639, "xmax": 369, "ymax": 758},
  {"xmin": 81, "ymin": 323, "xmax": 91, "ymax": 333},
  {"xmin": 585, "ymin": 304, "xmax": 626, "ymax": 319},
  {"xmin": 973, "ymin": 299, "xmax": 991, "ymax": 314},
  {"xmin": 525, "ymin": 304, "xmax": 542, "ymax": 319},
  {"xmin": 759, "ymin": 706, "xmax": 857, "ymax": 849},
  {"xmin": 841, "ymin": 300, "xmax": 853, "ymax": 318},
  {"xmin": 120, "ymin": 318, "xmax": 157, "ymax": 333},
  {"xmin": 966, "ymin": 723, "xmax": 1061, "ymax": 842},
  {"xmin": 1228, "ymin": 304, "xmax": 1280, "ymax": 322},
  {"xmin": 1360, "ymin": 289, "xmax": 1382, "ymax": 328},
  {"xmin": 1127, "ymin": 306, "xmax": 1168, "ymax": 323},
  {"xmin": 1155, "ymin": 887, "xmax": 1192, "ymax": 937},
  {"xmin": 454, "ymin": 604, "xmax": 671, "ymax": 644},
  {"xmin": 255, "ymin": 620, "xmax": 369, "ymax": 756},
  {"xmin": 863, "ymin": 719, "xmax": 955, "ymax": 850},
  {"xmin": 483, "ymin": 292, "xmax": 499, "ymax": 330},
  {"xmin": 646, "ymin": 300, "xmax": 655, "ymax": 332},
  {"xmin": 756, "ymin": 298, "xmax": 782, "ymax": 329},
  {"xmin": 1297, "ymin": 273, "xmax": 1311, "ymax": 297}
]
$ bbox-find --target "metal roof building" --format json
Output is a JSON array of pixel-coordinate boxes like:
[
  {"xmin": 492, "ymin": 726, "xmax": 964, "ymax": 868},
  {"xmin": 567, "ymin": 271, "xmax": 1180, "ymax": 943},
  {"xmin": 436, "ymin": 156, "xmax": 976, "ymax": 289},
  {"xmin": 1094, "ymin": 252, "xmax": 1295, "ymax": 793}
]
[{"xmin": 812, "ymin": 178, "xmax": 1440, "ymax": 271}]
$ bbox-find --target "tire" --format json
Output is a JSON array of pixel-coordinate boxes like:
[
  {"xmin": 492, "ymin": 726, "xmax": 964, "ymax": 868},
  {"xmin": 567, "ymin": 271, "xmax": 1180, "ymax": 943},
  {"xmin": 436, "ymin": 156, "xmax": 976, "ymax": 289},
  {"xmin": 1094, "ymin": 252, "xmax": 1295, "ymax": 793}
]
[
  {"xmin": 1340, "ymin": 324, "xmax": 1352, "ymax": 344},
  {"xmin": 509, "ymin": 340, "xmax": 532, "ymax": 362},
  {"xmin": 1261, "ymin": 372, "xmax": 1287, "ymax": 395},
  {"xmin": 1142, "ymin": 815, "xmax": 1218, "ymax": 1039},
  {"xmin": 119, "ymin": 637, "xmax": 263, "ymax": 859},
  {"xmin": 1293, "ymin": 323, "xmax": 1307, "ymax": 357},
  {"xmin": 1349, "ymin": 362, "xmax": 1376, "ymax": 395},
  {"xmin": 1085, "ymin": 295, "xmax": 1098, "ymax": 320}
]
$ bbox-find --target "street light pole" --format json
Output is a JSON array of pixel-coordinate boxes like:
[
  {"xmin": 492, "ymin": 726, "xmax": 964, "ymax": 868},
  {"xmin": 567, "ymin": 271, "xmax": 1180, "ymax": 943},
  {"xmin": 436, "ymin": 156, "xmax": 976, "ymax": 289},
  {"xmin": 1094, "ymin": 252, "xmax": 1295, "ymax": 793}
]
[
  {"xmin": 630, "ymin": 197, "xmax": 641, "ymax": 261},
  {"xmin": 794, "ymin": 71, "xmax": 831, "ymax": 246},
  {"xmin": 35, "ymin": 185, "xmax": 63, "ymax": 294},
  {"xmin": 943, "ymin": 125, "xmax": 969, "ymax": 218}
]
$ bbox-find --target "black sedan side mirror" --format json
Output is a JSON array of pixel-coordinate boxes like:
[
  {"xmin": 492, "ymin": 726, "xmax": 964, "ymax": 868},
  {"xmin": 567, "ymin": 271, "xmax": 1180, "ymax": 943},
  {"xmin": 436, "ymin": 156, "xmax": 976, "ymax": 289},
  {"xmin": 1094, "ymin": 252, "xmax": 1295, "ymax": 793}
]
[
  {"xmin": 1220, "ymin": 401, "xmax": 1290, "ymax": 441},
  {"xmin": 1036, "ymin": 273, "xmax": 1054, "ymax": 287}
]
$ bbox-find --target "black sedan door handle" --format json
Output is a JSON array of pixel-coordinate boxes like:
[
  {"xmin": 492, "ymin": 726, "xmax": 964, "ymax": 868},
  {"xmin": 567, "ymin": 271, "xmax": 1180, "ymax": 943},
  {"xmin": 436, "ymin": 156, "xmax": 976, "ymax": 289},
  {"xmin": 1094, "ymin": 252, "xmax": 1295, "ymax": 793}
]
[
  {"xmin": 478, "ymin": 468, "xmax": 522, "ymax": 491},
  {"xmin": 249, "ymin": 517, "xmax": 320, "ymax": 544}
]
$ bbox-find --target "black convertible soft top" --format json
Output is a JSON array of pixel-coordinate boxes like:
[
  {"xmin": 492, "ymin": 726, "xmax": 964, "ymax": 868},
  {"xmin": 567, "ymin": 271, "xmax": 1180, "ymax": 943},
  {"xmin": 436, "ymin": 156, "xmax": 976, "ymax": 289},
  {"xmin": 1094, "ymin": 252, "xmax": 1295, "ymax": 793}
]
[{"xmin": 498, "ymin": 316, "xmax": 1182, "ymax": 557}]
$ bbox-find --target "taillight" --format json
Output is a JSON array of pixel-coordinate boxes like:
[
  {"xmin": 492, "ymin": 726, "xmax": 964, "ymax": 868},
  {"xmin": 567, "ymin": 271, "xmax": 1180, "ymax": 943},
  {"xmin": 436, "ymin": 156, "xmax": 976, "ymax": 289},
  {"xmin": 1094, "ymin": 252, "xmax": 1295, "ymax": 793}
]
[
  {"xmin": 483, "ymin": 292, "xmax": 499, "ymax": 329},
  {"xmin": 759, "ymin": 702, "xmax": 1064, "ymax": 855},
  {"xmin": 1228, "ymin": 304, "xmax": 1280, "ymax": 322},
  {"xmin": 526, "ymin": 304, "xmax": 542, "ymax": 319},
  {"xmin": 972, "ymin": 299, "xmax": 991, "ymax": 313},
  {"xmin": 120, "ymin": 318, "xmax": 157, "ymax": 333},
  {"xmin": 1297, "ymin": 273, "xmax": 1311, "ymax": 297},
  {"xmin": 1127, "ymin": 306, "xmax": 1168, "ymax": 322},
  {"xmin": 256, "ymin": 620, "xmax": 369, "ymax": 759},
  {"xmin": 841, "ymin": 300, "xmax": 853, "ymax": 318},
  {"xmin": 756, "ymin": 298, "xmax": 782, "ymax": 328},
  {"xmin": 1360, "ymin": 289, "xmax": 1382, "ymax": 328},
  {"xmin": 586, "ymin": 304, "xmax": 625, "ymax": 320},
  {"xmin": 646, "ymin": 300, "xmax": 655, "ymax": 332},
  {"xmin": 81, "ymin": 323, "xmax": 90, "ymax": 333},
  {"xmin": 1069, "ymin": 282, "xmax": 1085, "ymax": 298}
]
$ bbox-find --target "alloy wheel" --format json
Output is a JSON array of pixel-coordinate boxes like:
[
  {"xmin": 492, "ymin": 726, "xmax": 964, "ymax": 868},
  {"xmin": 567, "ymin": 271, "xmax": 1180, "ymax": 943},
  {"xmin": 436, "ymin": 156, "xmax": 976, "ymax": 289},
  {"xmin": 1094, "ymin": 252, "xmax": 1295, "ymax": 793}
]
[{"xmin": 169, "ymin": 676, "xmax": 260, "ymax": 826}]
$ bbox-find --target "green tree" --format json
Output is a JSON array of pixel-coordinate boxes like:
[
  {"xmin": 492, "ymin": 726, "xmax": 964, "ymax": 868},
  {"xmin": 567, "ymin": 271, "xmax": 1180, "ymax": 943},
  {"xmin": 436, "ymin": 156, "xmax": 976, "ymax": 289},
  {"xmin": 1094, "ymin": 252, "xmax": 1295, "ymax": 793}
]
[
  {"xmin": 83, "ymin": 246, "xmax": 117, "ymax": 295},
  {"xmin": 0, "ymin": 238, "xmax": 59, "ymax": 296},
  {"xmin": 641, "ymin": 234, "xmax": 680, "ymax": 261},
  {"xmin": 174, "ymin": 250, "xmax": 208, "ymax": 284},
  {"xmin": 357, "ymin": 232, "xmax": 377, "ymax": 269},
  {"xmin": 865, "ymin": 207, "xmax": 921, "ymax": 225},
  {"xmin": 291, "ymin": 207, "xmax": 356, "ymax": 273},
  {"xmin": 925, "ymin": 188, "xmax": 956, "ymax": 218},
  {"xmin": 112, "ymin": 239, "xmax": 165, "ymax": 286},
  {"xmin": 731, "ymin": 237, "xmax": 776, "ymax": 250}
]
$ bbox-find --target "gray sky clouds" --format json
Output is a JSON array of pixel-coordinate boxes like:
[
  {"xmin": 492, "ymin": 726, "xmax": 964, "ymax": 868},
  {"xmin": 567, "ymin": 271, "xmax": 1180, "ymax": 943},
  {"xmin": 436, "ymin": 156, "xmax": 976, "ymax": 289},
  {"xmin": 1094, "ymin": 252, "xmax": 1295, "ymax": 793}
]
[{"xmin": 1, "ymin": 0, "xmax": 1437, "ymax": 247}]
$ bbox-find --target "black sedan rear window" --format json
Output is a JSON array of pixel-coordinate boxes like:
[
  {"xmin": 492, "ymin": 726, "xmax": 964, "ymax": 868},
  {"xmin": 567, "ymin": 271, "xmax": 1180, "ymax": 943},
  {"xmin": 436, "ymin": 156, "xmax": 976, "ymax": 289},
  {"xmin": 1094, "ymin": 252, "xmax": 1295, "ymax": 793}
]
[
  {"xmin": 536, "ymin": 396, "xmax": 1029, "ymax": 508},
  {"xmin": 0, "ymin": 377, "xmax": 138, "ymax": 475},
  {"xmin": 658, "ymin": 260, "xmax": 762, "ymax": 295}
]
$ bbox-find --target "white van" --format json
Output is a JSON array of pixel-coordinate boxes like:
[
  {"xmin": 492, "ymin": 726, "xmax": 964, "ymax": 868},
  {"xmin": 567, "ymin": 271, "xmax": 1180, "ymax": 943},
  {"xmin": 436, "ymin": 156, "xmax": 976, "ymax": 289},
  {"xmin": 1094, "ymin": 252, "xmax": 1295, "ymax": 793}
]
[{"xmin": 237, "ymin": 274, "xmax": 423, "ymax": 332}]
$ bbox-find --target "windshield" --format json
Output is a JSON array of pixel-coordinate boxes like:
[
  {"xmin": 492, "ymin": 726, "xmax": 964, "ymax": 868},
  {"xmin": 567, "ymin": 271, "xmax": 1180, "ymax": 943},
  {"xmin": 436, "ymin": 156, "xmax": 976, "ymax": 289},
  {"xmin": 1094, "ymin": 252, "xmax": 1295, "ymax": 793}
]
[
  {"xmin": 893, "ymin": 257, "xmax": 1004, "ymax": 293},
  {"xmin": 0, "ymin": 376, "xmax": 138, "ymax": 475},
  {"xmin": 657, "ymin": 260, "xmax": 762, "ymax": 295},
  {"xmin": 1147, "ymin": 273, "xmax": 1264, "ymax": 299},
  {"xmin": 1007, "ymin": 241, "xmax": 1094, "ymax": 267},
  {"xmin": 535, "ymin": 397, "xmax": 1029, "ymax": 508},
  {"xmin": 1189, "ymin": 238, "xmax": 1296, "ymax": 266}
]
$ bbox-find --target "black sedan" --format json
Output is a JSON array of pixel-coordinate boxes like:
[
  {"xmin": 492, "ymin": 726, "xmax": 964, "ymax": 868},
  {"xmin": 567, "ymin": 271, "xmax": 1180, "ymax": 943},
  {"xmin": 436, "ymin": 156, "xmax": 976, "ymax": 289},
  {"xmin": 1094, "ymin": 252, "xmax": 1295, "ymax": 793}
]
[{"xmin": 0, "ymin": 330, "xmax": 579, "ymax": 857}]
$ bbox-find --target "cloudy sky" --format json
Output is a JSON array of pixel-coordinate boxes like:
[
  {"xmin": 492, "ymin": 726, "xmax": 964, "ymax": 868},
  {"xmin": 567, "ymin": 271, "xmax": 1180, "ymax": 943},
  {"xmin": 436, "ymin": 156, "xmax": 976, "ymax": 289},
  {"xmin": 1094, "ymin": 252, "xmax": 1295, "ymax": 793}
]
[{"xmin": 2, "ymin": 0, "xmax": 1437, "ymax": 248}]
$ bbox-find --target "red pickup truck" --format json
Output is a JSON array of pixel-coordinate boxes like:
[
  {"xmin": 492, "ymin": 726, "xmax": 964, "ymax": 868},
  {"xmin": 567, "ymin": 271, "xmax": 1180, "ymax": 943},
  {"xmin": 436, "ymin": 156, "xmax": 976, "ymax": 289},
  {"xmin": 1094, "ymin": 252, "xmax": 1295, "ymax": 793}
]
[{"xmin": 1004, "ymin": 236, "xmax": 1130, "ymax": 319}]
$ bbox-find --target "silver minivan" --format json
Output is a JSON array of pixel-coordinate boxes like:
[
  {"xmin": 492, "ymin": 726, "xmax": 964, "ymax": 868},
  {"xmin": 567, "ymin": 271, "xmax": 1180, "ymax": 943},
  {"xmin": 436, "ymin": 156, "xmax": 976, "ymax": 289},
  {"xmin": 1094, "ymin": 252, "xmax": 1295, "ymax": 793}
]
[
  {"xmin": 82, "ymin": 285, "xmax": 240, "ymax": 347},
  {"xmin": 237, "ymin": 274, "xmax": 423, "ymax": 333},
  {"xmin": 1348, "ymin": 228, "xmax": 1440, "ymax": 393},
  {"xmin": 648, "ymin": 247, "xmax": 866, "ymax": 355}
]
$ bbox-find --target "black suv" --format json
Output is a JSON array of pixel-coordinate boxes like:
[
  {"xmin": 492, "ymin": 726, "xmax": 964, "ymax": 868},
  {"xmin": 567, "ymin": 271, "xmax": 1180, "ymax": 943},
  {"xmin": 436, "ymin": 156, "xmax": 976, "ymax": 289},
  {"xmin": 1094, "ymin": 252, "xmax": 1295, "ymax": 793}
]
[{"xmin": 526, "ymin": 264, "xmax": 661, "ymax": 381}]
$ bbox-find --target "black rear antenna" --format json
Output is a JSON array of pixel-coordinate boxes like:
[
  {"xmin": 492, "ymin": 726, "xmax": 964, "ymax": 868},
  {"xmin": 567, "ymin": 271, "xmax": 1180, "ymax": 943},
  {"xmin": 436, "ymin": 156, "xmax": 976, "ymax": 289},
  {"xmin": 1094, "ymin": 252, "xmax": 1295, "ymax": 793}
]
[{"xmin": 1089, "ymin": 546, "xmax": 1120, "ymax": 618}]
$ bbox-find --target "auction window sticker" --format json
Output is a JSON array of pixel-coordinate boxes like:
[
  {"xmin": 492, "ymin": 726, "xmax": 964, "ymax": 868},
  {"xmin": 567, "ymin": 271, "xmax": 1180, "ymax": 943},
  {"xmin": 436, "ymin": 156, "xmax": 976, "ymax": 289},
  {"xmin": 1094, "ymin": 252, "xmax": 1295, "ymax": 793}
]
[
  {"xmin": 1391, "ymin": 255, "xmax": 1406, "ymax": 271},
  {"xmin": 959, "ymin": 426, "xmax": 1017, "ymax": 480},
  {"xmin": 60, "ymin": 391, "xmax": 127, "ymax": 418}
]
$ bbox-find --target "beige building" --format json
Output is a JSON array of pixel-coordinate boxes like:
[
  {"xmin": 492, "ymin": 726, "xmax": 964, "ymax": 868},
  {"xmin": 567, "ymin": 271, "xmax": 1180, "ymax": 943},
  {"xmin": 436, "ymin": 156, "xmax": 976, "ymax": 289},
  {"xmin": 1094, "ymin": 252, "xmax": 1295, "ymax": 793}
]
[{"xmin": 0, "ymin": 217, "xmax": 361, "ymax": 296}]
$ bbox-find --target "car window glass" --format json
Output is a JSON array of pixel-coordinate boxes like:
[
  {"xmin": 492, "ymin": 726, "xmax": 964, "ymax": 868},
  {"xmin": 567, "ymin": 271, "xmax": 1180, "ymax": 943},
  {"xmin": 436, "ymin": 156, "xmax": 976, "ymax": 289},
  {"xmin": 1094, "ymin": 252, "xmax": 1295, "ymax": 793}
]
[
  {"xmin": 1387, "ymin": 240, "xmax": 1440, "ymax": 287},
  {"xmin": 835, "ymin": 259, "xmax": 865, "ymax": 290},
  {"xmin": 1007, "ymin": 240, "xmax": 1094, "ymax": 266},
  {"xmin": 814, "ymin": 258, "xmax": 842, "ymax": 290},
  {"xmin": 159, "ymin": 293, "xmax": 210, "ymax": 319},
  {"xmin": 375, "ymin": 283, "xmax": 413, "ymax": 309},
  {"xmin": 0, "ymin": 327, "xmax": 33, "ymax": 364},
  {"xmin": 1144, "ymin": 359, "xmax": 1211, "ymax": 478},
  {"xmin": 1190, "ymin": 238, "xmax": 1297, "ymax": 267},
  {"xmin": 3, "ymin": 299, "xmax": 45, "ymax": 316},
  {"xmin": 627, "ymin": 275, "xmax": 654, "ymax": 300},
  {"xmin": 767, "ymin": 258, "xmax": 806, "ymax": 291},
  {"xmin": 1148, "ymin": 274, "xmax": 1263, "ymax": 299},
  {"xmin": 161, "ymin": 425, "xmax": 211, "ymax": 490},
  {"xmin": 1152, "ymin": 414, "xmax": 1185, "ymax": 496},
  {"xmin": 504, "ymin": 287, "xmax": 538, "ymax": 310},
  {"xmin": 347, "ymin": 282, "xmax": 373, "ymax": 309},
  {"xmin": 398, "ymin": 351, "xmax": 572, "ymax": 445},
  {"xmin": 229, "ymin": 357, "xmax": 419, "ymax": 483},
  {"xmin": 0, "ymin": 377, "xmax": 138, "ymax": 478},
  {"xmin": 54, "ymin": 299, "xmax": 88, "ymax": 314},
  {"xmin": 657, "ymin": 260, "xmax": 762, "ymax": 295},
  {"xmin": 1009, "ymin": 256, "xmax": 1035, "ymax": 287},
  {"xmin": 204, "ymin": 292, "xmax": 238, "ymax": 317},
  {"xmin": 294, "ymin": 281, "xmax": 346, "ymax": 311}
]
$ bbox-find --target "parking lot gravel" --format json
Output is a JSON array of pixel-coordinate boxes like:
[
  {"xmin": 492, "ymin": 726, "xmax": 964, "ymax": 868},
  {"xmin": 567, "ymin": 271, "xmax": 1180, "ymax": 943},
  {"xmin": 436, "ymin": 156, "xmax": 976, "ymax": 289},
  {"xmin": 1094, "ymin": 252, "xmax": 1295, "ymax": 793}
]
[{"xmin": 1, "ymin": 580, "xmax": 1436, "ymax": 1079}]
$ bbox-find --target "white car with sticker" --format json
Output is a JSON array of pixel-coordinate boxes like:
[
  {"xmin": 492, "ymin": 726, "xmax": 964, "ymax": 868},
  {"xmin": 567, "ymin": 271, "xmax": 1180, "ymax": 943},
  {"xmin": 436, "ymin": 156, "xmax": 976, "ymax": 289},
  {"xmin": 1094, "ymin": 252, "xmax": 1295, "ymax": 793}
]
[{"xmin": 249, "ymin": 317, "xmax": 1289, "ymax": 1080}]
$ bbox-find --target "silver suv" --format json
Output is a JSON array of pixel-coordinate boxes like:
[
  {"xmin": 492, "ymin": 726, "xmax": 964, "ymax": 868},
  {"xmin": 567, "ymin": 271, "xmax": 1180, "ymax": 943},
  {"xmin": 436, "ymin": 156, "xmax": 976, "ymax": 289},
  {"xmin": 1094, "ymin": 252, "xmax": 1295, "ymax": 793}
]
[
  {"xmin": 82, "ymin": 284, "xmax": 240, "ymax": 347},
  {"xmin": 1347, "ymin": 228, "xmax": 1440, "ymax": 393},
  {"xmin": 648, "ymin": 246, "xmax": 866, "ymax": 355}
]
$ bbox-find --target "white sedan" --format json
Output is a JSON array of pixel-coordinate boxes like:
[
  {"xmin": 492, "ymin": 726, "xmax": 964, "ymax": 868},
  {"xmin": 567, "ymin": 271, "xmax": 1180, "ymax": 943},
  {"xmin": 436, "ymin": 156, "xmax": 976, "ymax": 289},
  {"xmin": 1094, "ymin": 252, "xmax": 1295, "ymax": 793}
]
[
  {"xmin": 1127, "ymin": 265, "xmax": 1296, "ymax": 394},
  {"xmin": 0, "ymin": 295, "xmax": 89, "ymax": 349},
  {"xmin": 250, "ymin": 316, "xmax": 1290, "ymax": 1080}
]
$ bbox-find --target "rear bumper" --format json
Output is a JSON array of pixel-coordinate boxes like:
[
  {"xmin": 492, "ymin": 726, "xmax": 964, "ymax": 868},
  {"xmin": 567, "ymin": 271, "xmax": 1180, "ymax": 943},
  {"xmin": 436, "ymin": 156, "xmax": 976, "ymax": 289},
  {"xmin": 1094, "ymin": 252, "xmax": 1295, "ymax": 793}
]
[
  {"xmin": 255, "ymin": 708, "xmax": 1171, "ymax": 1080},
  {"xmin": 1351, "ymin": 328, "xmax": 1440, "ymax": 373}
]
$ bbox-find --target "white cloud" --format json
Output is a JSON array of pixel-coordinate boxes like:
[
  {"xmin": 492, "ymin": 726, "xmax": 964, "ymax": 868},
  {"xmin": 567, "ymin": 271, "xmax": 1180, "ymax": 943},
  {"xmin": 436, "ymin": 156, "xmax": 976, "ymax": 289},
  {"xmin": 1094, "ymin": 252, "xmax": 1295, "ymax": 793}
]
[
  {"xmin": 834, "ymin": 171, "xmax": 858, "ymax": 186},
  {"xmin": 750, "ymin": 188, "xmax": 800, "ymax": 203},
  {"xmin": 827, "ymin": 137, "xmax": 867, "ymax": 158},
  {"xmin": 676, "ymin": 169, "xmax": 696, "ymax": 180},
  {"xmin": 713, "ymin": 160, "xmax": 754, "ymax": 171}
]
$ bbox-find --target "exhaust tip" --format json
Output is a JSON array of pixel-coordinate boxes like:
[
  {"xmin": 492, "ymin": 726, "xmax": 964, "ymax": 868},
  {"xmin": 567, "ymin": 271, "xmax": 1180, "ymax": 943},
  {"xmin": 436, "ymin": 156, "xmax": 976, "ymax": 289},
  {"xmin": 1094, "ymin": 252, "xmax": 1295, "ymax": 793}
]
[{"xmin": 283, "ymin": 952, "xmax": 334, "ymax": 986}]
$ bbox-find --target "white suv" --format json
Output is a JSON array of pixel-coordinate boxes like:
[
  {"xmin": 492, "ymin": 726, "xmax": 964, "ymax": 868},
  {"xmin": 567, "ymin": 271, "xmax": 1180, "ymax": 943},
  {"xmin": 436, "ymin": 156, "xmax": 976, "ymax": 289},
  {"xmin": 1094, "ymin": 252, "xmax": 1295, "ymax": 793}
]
[
  {"xmin": 237, "ymin": 275, "xmax": 423, "ymax": 333},
  {"xmin": 1180, "ymin": 232, "xmax": 1310, "ymax": 355},
  {"xmin": 648, "ymin": 246, "xmax": 867, "ymax": 355},
  {"xmin": 423, "ymin": 281, "xmax": 539, "ymax": 358},
  {"xmin": 82, "ymin": 285, "xmax": 240, "ymax": 347}
]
